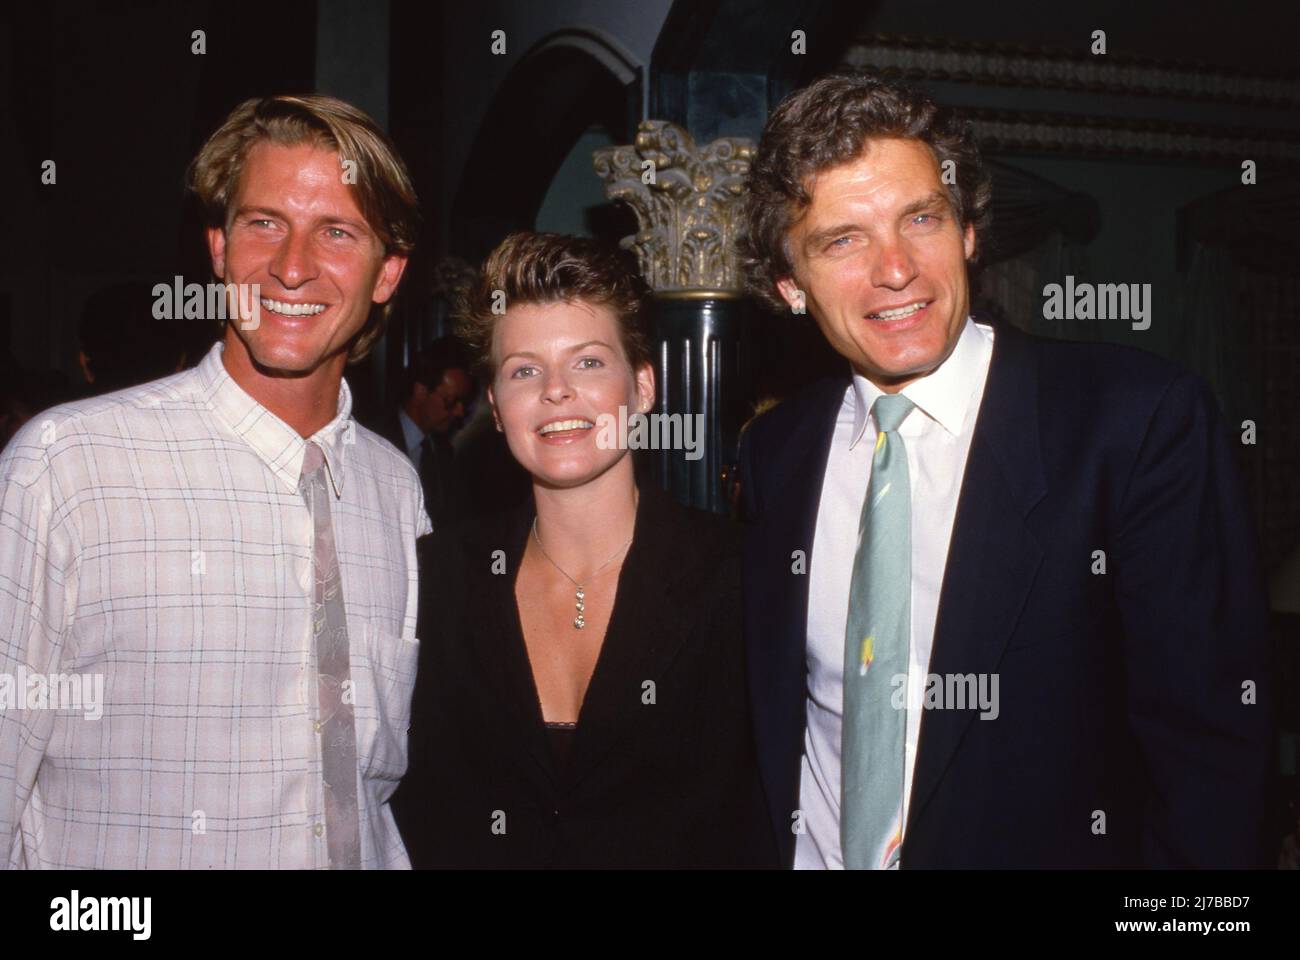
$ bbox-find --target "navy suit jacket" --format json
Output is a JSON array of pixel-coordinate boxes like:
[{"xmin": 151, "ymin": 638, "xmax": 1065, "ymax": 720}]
[{"xmin": 739, "ymin": 321, "xmax": 1275, "ymax": 868}]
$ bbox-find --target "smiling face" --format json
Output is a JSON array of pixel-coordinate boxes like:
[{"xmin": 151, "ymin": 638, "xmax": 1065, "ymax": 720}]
[
  {"xmin": 776, "ymin": 137, "xmax": 975, "ymax": 392},
  {"xmin": 208, "ymin": 140, "xmax": 406, "ymax": 382},
  {"xmin": 489, "ymin": 300, "xmax": 654, "ymax": 490}
]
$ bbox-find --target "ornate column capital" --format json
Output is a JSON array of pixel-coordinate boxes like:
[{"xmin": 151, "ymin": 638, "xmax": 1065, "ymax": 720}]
[{"xmin": 593, "ymin": 120, "xmax": 755, "ymax": 294}]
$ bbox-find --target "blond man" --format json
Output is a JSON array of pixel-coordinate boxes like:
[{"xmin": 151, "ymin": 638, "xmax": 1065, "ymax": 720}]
[{"xmin": 0, "ymin": 95, "xmax": 430, "ymax": 868}]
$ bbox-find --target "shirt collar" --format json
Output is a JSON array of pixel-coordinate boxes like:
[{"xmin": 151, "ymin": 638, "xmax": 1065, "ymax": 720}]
[
  {"xmin": 397, "ymin": 407, "xmax": 424, "ymax": 458},
  {"xmin": 849, "ymin": 317, "xmax": 988, "ymax": 449},
  {"xmin": 194, "ymin": 340, "xmax": 353, "ymax": 498}
]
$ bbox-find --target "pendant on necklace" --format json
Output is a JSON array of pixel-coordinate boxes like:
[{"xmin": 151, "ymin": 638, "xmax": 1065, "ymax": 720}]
[{"xmin": 574, "ymin": 586, "xmax": 586, "ymax": 629}]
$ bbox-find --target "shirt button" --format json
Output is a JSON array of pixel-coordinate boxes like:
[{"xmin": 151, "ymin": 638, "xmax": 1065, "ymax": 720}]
[
  {"xmin": 313, "ymin": 823, "xmax": 323, "ymax": 838},
  {"xmin": 314, "ymin": 721, "xmax": 322, "ymax": 733}
]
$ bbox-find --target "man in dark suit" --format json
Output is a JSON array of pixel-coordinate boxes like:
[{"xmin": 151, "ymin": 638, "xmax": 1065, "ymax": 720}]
[
  {"xmin": 736, "ymin": 74, "xmax": 1274, "ymax": 869},
  {"xmin": 369, "ymin": 337, "xmax": 474, "ymax": 528}
]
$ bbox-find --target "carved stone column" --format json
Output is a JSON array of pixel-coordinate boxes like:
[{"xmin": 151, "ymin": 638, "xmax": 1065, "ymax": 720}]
[{"xmin": 594, "ymin": 121, "xmax": 757, "ymax": 513}]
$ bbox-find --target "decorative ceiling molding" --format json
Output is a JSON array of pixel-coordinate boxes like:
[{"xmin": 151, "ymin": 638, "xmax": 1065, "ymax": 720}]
[
  {"xmin": 840, "ymin": 33, "xmax": 1300, "ymax": 108},
  {"xmin": 963, "ymin": 107, "xmax": 1300, "ymax": 161}
]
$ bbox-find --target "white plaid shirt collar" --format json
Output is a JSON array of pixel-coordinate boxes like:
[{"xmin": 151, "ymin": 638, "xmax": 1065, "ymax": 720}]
[{"xmin": 194, "ymin": 340, "xmax": 354, "ymax": 499}]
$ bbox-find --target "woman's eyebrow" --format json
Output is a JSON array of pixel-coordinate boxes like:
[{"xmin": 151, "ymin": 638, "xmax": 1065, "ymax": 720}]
[{"xmin": 501, "ymin": 341, "xmax": 616, "ymax": 363}]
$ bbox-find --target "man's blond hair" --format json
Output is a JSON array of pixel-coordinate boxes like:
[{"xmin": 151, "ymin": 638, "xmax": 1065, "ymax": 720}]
[{"xmin": 187, "ymin": 94, "xmax": 420, "ymax": 362}]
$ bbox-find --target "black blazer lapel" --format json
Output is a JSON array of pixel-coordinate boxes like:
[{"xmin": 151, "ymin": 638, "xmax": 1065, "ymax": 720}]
[
  {"xmin": 565, "ymin": 485, "xmax": 700, "ymax": 784},
  {"xmin": 743, "ymin": 377, "xmax": 847, "ymax": 856},
  {"xmin": 475, "ymin": 486, "xmax": 711, "ymax": 793},
  {"xmin": 467, "ymin": 506, "xmax": 559, "ymax": 791},
  {"xmin": 905, "ymin": 323, "xmax": 1048, "ymax": 844}
]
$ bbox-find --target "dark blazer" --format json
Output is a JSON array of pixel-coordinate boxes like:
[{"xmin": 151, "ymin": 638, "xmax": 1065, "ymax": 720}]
[
  {"xmin": 366, "ymin": 408, "xmax": 458, "ymax": 529},
  {"xmin": 394, "ymin": 482, "xmax": 777, "ymax": 868},
  {"xmin": 739, "ymin": 320, "xmax": 1275, "ymax": 868}
]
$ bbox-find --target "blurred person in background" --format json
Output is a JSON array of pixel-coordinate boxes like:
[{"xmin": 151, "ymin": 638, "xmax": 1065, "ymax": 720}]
[{"xmin": 367, "ymin": 336, "xmax": 474, "ymax": 529}]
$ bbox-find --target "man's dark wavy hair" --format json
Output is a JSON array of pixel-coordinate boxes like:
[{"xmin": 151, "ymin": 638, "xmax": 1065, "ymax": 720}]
[{"xmin": 739, "ymin": 73, "xmax": 992, "ymax": 313}]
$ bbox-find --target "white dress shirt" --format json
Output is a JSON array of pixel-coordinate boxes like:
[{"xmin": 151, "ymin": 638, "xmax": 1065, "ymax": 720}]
[
  {"xmin": 397, "ymin": 407, "xmax": 424, "ymax": 466},
  {"xmin": 0, "ymin": 341, "xmax": 431, "ymax": 868},
  {"xmin": 795, "ymin": 318, "xmax": 994, "ymax": 869}
]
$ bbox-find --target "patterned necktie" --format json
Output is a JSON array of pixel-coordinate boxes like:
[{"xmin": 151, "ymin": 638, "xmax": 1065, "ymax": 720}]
[
  {"xmin": 300, "ymin": 441, "xmax": 362, "ymax": 869},
  {"xmin": 841, "ymin": 393, "xmax": 915, "ymax": 870}
]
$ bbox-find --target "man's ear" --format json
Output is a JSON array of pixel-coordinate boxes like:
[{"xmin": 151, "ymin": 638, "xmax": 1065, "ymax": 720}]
[
  {"xmin": 775, "ymin": 275, "xmax": 806, "ymax": 313},
  {"xmin": 962, "ymin": 221, "xmax": 976, "ymax": 262},
  {"xmin": 372, "ymin": 254, "xmax": 409, "ymax": 304},
  {"xmin": 206, "ymin": 226, "xmax": 227, "ymax": 279}
]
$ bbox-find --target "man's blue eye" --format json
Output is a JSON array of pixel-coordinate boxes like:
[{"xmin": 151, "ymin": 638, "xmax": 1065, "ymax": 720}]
[
  {"xmin": 512, "ymin": 366, "xmax": 536, "ymax": 379},
  {"xmin": 578, "ymin": 357, "xmax": 603, "ymax": 369},
  {"xmin": 327, "ymin": 227, "xmax": 351, "ymax": 239}
]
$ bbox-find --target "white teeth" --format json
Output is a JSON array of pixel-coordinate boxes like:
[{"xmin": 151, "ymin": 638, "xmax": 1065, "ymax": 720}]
[
  {"xmin": 869, "ymin": 301, "xmax": 927, "ymax": 320},
  {"xmin": 538, "ymin": 419, "xmax": 594, "ymax": 435},
  {"xmin": 260, "ymin": 297, "xmax": 327, "ymax": 316}
]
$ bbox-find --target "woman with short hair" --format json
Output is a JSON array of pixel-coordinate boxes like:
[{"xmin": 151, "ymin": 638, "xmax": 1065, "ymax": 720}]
[{"xmin": 394, "ymin": 232, "xmax": 775, "ymax": 868}]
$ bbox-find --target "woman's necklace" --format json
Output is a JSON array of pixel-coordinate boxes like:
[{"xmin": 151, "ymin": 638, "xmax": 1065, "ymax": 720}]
[{"xmin": 531, "ymin": 511, "xmax": 636, "ymax": 630}]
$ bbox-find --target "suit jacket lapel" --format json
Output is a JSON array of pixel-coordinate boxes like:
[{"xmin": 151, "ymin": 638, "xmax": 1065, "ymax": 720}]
[
  {"xmin": 476, "ymin": 486, "xmax": 707, "ymax": 793},
  {"xmin": 566, "ymin": 485, "xmax": 697, "ymax": 784},
  {"xmin": 749, "ymin": 377, "xmax": 847, "ymax": 653},
  {"xmin": 468, "ymin": 506, "xmax": 558, "ymax": 791},
  {"xmin": 745, "ymin": 377, "xmax": 847, "ymax": 852},
  {"xmin": 904, "ymin": 323, "xmax": 1048, "ymax": 842}
]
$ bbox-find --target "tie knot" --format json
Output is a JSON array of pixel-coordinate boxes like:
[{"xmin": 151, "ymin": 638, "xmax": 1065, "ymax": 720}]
[
  {"xmin": 301, "ymin": 441, "xmax": 325, "ymax": 478},
  {"xmin": 871, "ymin": 394, "xmax": 915, "ymax": 433}
]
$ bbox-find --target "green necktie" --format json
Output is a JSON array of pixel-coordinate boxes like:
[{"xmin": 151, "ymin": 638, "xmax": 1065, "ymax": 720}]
[{"xmin": 841, "ymin": 393, "xmax": 915, "ymax": 870}]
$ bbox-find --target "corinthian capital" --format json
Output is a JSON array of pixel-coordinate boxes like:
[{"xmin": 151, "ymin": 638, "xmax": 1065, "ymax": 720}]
[{"xmin": 593, "ymin": 121, "xmax": 755, "ymax": 294}]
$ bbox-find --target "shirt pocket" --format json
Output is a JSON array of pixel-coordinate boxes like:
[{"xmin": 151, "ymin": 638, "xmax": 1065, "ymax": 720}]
[{"xmin": 354, "ymin": 623, "xmax": 421, "ymax": 782}]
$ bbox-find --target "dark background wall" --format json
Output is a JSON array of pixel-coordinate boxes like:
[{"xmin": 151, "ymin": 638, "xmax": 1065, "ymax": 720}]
[
  {"xmin": 3, "ymin": 0, "xmax": 1294, "ymax": 404},
  {"xmin": 0, "ymin": 0, "xmax": 1296, "ymax": 863}
]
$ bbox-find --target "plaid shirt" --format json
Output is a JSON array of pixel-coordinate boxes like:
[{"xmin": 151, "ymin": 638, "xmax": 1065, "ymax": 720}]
[{"xmin": 0, "ymin": 341, "xmax": 431, "ymax": 868}]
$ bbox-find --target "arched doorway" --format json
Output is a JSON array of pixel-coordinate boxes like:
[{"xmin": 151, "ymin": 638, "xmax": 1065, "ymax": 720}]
[{"xmin": 450, "ymin": 29, "xmax": 644, "ymax": 262}]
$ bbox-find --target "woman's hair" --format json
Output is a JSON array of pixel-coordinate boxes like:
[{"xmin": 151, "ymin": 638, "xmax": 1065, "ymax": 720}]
[
  {"xmin": 186, "ymin": 94, "xmax": 420, "ymax": 362},
  {"xmin": 739, "ymin": 73, "xmax": 992, "ymax": 313},
  {"xmin": 457, "ymin": 232, "xmax": 652, "ymax": 378}
]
